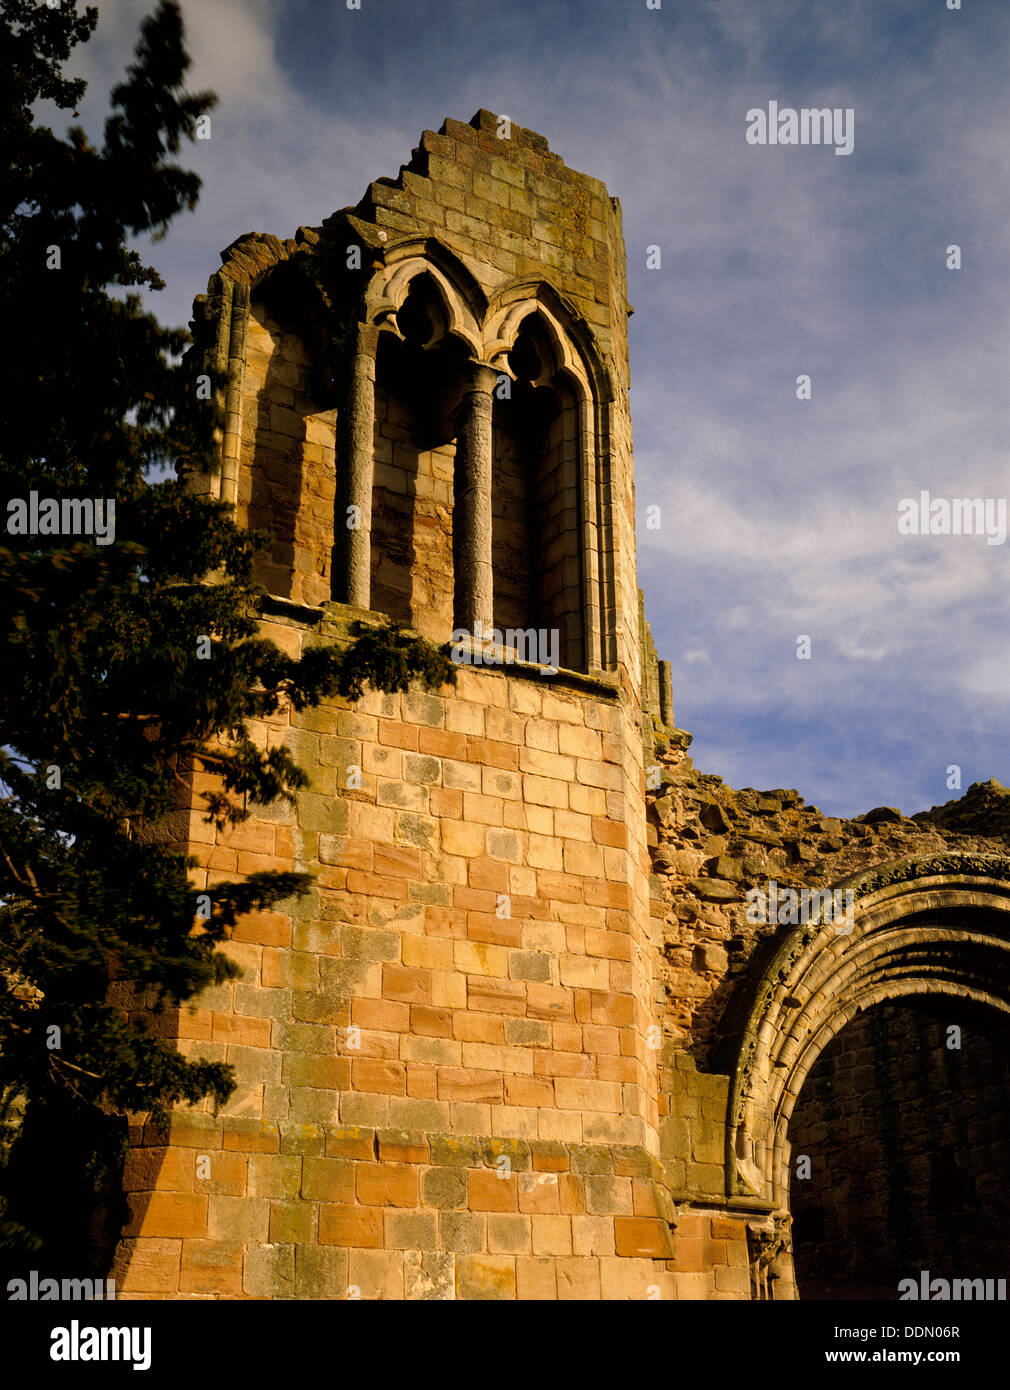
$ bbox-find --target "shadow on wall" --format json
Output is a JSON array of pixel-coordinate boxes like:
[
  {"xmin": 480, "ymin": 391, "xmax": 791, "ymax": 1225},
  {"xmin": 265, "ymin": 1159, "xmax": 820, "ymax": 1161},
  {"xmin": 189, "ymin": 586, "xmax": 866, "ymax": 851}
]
[
  {"xmin": 247, "ymin": 279, "xmax": 335, "ymax": 607},
  {"xmin": 789, "ymin": 997, "xmax": 1010, "ymax": 1300}
]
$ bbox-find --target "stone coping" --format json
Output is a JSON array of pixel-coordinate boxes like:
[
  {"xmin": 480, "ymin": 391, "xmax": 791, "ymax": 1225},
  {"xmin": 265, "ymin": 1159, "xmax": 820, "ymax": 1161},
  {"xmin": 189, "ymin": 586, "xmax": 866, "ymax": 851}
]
[{"xmin": 258, "ymin": 594, "xmax": 624, "ymax": 701}]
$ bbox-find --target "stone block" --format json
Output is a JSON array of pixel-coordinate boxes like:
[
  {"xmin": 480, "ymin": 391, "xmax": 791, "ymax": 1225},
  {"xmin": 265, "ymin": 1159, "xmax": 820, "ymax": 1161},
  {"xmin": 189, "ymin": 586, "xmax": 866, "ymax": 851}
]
[
  {"xmin": 244, "ymin": 1242, "xmax": 295, "ymax": 1298},
  {"xmin": 404, "ymin": 1250, "xmax": 456, "ymax": 1300},
  {"xmin": 297, "ymin": 1244, "xmax": 351, "ymax": 1299},
  {"xmin": 383, "ymin": 1209, "xmax": 439, "ymax": 1250},
  {"xmin": 456, "ymin": 1254, "xmax": 516, "ymax": 1301},
  {"xmin": 318, "ymin": 1204, "xmax": 383, "ymax": 1248},
  {"xmin": 206, "ymin": 1196, "xmax": 269, "ymax": 1243},
  {"xmin": 356, "ymin": 1162, "xmax": 419, "ymax": 1208}
]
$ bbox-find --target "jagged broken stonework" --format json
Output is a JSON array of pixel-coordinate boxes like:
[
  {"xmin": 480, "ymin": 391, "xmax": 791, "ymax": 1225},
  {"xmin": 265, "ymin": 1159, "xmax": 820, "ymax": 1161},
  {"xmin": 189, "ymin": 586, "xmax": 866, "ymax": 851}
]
[{"xmin": 113, "ymin": 112, "xmax": 1010, "ymax": 1300}]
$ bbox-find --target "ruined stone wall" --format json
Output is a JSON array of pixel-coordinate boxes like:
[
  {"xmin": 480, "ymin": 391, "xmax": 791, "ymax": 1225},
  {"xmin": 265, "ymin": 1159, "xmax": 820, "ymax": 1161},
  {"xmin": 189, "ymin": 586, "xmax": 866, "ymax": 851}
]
[
  {"xmin": 371, "ymin": 368, "xmax": 456, "ymax": 640},
  {"xmin": 350, "ymin": 108, "xmax": 633, "ymax": 683},
  {"xmin": 650, "ymin": 748, "xmax": 1010, "ymax": 1061},
  {"xmin": 239, "ymin": 302, "xmax": 335, "ymax": 608},
  {"xmin": 647, "ymin": 736, "xmax": 1010, "ymax": 1297}
]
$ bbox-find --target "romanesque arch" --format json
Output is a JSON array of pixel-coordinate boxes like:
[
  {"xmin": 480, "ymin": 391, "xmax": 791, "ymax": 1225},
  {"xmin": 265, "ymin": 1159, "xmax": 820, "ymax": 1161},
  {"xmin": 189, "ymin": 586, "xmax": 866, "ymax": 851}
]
[{"xmin": 725, "ymin": 853, "xmax": 1010, "ymax": 1294}]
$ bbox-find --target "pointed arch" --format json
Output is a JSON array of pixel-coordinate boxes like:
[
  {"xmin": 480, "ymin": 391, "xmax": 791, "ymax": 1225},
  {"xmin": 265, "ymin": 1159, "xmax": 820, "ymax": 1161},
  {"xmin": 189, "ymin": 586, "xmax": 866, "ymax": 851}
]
[
  {"xmin": 482, "ymin": 281, "xmax": 615, "ymax": 674},
  {"xmin": 359, "ymin": 241, "xmax": 483, "ymax": 638},
  {"xmin": 482, "ymin": 280, "xmax": 612, "ymax": 403},
  {"xmin": 364, "ymin": 237, "xmax": 485, "ymax": 356}
]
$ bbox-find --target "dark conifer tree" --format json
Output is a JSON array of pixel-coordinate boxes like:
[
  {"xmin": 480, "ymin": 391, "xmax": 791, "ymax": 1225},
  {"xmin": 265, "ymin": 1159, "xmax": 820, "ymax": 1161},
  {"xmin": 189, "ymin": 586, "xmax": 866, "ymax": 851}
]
[{"xmin": 0, "ymin": 0, "xmax": 452, "ymax": 1267}]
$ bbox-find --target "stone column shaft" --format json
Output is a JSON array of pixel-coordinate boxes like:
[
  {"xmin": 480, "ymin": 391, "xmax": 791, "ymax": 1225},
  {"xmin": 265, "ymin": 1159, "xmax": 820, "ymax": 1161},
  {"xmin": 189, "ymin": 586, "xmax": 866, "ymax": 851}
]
[
  {"xmin": 453, "ymin": 362, "xmax": 498, "ymax": 632},
  {"xmin": 659, "ymin": 659, "xmax": 674, "ymax": 727},
  {"xmin": 339, "ymin": 323, "xmax": 378, "ymax": 608},
  {"xmin": 220, "ymin": 281, "xmax": 248, "ymax": 508}
]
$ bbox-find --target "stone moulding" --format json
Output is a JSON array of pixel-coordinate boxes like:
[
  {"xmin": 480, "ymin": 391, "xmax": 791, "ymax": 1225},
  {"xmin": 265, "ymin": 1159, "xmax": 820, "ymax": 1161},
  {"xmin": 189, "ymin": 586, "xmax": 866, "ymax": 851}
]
[
  {"xmin": 723, "ymin": 852, "xmax": 1010, "ymax": 1207},
  {"xmin": 258, "ymin": 596, "xmax": 625, "ymax": 701}
]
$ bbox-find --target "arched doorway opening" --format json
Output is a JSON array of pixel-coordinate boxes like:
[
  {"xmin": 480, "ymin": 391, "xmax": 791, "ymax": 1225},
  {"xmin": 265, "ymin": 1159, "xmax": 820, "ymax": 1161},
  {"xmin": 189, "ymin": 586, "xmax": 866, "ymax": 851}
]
[
  {"xmin": 788, "ymin": 996, "xmax": 1010, "ymax": 1299},
  {"xmin": 724, "ymin": 854, "xmax": 1010, "ymax": 1299}
]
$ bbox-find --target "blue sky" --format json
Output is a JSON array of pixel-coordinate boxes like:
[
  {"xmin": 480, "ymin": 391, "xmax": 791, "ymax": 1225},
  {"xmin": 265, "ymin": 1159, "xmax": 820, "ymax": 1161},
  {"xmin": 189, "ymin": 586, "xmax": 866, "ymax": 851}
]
[{"xmin": 68, "ymin": 0, "xmax": 1009, "ymax": 817}]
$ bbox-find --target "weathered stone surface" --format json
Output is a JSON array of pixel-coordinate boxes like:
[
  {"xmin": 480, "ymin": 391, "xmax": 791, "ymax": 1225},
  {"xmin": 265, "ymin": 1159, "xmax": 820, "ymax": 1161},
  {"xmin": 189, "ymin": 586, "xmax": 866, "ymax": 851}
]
[
  {"xmin": 707, "ymin": 855, "xmax": 743, "ymax": 881},
  {"xmin": 860, "ymin": 805, "xmax": 905, "ymax": 825},
  {"xmin": 420, "ymin": 1167, "xmax": 467, "ymax": 1209},
  {"xmin": 693, "ymin": 944, "xmax": 729, "ymax": 973},
  {"xmin": 404, "ymin": 1250, "xmax": 455, "ymax": 1300},
  {"xmin": 698, "ymin": 801, "xmax": 732, "ymax": 833},
  {"xmin": 655, "ymin": 847, "xmax": 703, "ymax": 876},
  {"xmin": 688, "ymin": 878, "xmax": 740, "ymax": 902}
]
